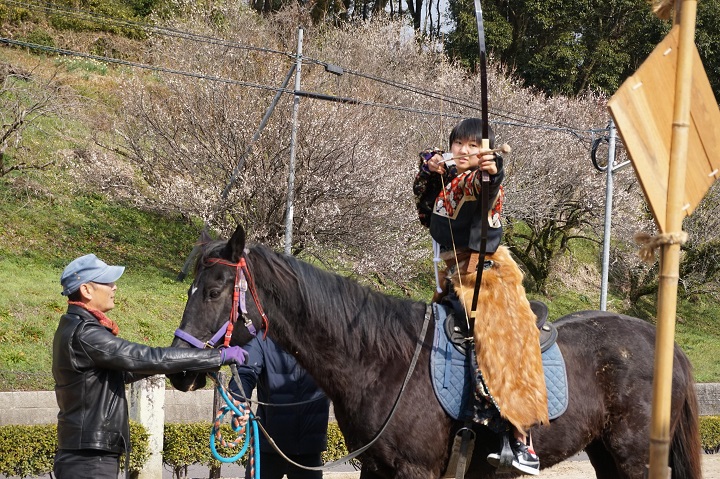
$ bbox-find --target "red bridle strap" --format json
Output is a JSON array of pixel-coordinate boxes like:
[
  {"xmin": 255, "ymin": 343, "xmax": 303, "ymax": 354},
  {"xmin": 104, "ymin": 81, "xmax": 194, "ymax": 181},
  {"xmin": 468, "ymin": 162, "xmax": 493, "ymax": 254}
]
[{"xmin": 207, "ymin": 256, "xmax": 269, "ymax": 346}]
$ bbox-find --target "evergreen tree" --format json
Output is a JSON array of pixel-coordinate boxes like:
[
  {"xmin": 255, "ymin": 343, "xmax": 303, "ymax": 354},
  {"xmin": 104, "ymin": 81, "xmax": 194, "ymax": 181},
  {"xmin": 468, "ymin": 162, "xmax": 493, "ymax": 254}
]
[{"xmin": 444, "ymin": 0, "xmax": 710, "ymax": 97}]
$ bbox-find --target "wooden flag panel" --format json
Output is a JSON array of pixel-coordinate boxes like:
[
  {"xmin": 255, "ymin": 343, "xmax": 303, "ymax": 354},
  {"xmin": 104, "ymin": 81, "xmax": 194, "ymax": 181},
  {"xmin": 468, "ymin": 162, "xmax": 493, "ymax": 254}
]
[
  {"xmin": 608, "ymin": 25, "xmax": 720, "ymax": 233},
  {"xmin": 689, "ymin": 50, "xmax": 720, "ymax": 203}
]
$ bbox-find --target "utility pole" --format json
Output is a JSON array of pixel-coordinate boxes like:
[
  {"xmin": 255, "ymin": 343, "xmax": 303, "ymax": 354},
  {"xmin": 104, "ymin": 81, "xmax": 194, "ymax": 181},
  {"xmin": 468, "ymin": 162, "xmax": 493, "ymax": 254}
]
[{"xmin": 284, "ymin": 26, "xmax": 303, "ymax": 256}]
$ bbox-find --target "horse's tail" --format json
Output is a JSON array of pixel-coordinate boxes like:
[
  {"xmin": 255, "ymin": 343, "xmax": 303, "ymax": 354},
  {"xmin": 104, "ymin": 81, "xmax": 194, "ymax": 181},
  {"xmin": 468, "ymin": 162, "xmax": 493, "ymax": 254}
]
[{"xmin": 670, "ymin": 360, "xmax": 703, "ymax": 479}]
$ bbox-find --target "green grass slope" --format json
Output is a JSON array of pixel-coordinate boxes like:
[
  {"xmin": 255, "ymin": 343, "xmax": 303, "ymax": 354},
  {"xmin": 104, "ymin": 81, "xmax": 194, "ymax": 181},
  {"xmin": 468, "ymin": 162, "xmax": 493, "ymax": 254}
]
[{"xmin": 0, "ymin": 176, "xmax": 204, "ymax": 390}]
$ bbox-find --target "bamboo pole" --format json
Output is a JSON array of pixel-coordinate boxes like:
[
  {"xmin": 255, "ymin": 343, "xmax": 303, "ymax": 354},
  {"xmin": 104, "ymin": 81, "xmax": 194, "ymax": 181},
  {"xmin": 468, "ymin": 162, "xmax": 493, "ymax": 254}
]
[{"xmin": 647, "ymin": 1, "xmax": 697, "ymax": 478}]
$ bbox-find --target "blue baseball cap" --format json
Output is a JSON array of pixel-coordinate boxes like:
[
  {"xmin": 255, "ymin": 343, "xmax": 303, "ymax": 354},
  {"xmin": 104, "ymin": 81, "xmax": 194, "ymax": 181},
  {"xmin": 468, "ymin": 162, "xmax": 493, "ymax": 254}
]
[{"xmin": 60, "ymin": 254, "xmax": 125, "ymax": 296}]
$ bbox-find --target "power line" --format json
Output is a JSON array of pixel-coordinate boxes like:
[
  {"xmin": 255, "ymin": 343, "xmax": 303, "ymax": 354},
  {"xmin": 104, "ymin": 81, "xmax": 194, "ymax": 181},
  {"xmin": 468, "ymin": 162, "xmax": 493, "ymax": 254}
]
[
  {"xmin": 10, "ymin": 0, "xmax": 478, "ymax": 113},
  {"xmin": 2, "ymin": 36, "xmax": 612, "ymax": 144},
  {"xmin": 304, "ymin": 59, "xmax": 592, "ymax": 135},
  {"xmin": 2, "ymin": 0, "xmax": 607, "ymax": 138},
  {"xmin": 2, "ymin": 0, "xmax": 295, "ymax": 59},
  {"xmin": 0, "ymin": 37, "xmax": 289, "ymax": 92},
  {"xmin": 4, "ymin": 2, "xmax": 472, "ymax": 118},
  {"xmin": 0, "ymin": 37, "xmax": 467, "ymax": 119}
]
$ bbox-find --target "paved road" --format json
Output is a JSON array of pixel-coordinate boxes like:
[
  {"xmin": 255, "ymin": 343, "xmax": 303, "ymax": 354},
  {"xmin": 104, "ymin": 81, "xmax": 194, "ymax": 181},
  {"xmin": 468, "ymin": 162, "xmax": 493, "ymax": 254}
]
[
  {"xmin": 168, "ymin": 454, "xmax": 592, "ymax": 478},
  {"xmin": 162, "ymin": 452, "xmax": 720, "ymax": 478},
  {"xmin": 4, "ymin": 452, "xmax": 717, "ymax": 478},
  {"xmin": 162, "ymin": 462, "xmax": 359, "ymax": 479}
]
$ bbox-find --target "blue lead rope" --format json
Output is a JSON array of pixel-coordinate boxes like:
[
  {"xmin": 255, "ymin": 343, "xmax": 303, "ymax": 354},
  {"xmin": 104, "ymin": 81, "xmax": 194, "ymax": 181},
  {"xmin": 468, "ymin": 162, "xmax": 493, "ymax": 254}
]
[{"xmin": 208, "ymin": 372, "xmax": 261, "ymax": 476}]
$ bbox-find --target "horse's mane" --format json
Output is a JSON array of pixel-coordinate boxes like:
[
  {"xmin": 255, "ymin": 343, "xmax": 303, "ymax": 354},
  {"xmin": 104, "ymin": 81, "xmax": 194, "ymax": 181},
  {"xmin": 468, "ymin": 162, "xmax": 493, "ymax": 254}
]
[
  {"xmin": 195, "ymin": 240, "xmax": 226, "ymax": 273},
  {"xmin": 247, "ymin": 244, "xmax": 426, "ymax": 362}
]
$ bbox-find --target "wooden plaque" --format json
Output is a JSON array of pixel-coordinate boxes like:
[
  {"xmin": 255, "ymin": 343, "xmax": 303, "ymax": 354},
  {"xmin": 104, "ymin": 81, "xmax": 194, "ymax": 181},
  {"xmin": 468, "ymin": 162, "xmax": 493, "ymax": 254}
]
[{"xmin": 607, "ymin": 25, "xmax": 720, "ymax": 232}]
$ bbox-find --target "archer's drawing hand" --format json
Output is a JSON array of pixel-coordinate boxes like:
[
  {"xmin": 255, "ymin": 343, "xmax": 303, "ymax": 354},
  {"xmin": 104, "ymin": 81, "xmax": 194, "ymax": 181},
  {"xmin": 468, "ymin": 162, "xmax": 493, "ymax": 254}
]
[{"xmin": 427, "ymin": 153, "xmax": 446, "ymax": 175}]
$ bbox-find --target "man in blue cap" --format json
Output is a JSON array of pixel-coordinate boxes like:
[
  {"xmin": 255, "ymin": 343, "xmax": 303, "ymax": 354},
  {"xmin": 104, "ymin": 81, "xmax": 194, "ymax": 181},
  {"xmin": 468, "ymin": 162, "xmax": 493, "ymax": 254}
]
[{"xmin": 53, "ymin": 254, "xmax": 247, "ymax": 479}]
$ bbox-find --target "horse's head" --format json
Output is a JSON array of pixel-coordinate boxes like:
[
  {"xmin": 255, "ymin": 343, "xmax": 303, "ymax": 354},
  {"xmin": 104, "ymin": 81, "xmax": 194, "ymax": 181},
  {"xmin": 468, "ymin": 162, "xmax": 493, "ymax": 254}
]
[{"xmin": 168, "ymin": 224, "xmax": 261, "ymax": 391}]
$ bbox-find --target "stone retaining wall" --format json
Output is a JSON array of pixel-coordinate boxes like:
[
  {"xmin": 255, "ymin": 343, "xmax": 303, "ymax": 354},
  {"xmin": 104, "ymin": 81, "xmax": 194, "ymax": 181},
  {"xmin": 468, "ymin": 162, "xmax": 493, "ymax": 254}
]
[
  {"xmin": 1, "ymin": 383, "xmax": 717, "ymax": 427},
  {"xmin": 0, "ymin": 387, "xmax": 342, "ymax": 426},
  {"xmin": 696, "ymin": 383, "xmax": 720, "ymax": 416}
]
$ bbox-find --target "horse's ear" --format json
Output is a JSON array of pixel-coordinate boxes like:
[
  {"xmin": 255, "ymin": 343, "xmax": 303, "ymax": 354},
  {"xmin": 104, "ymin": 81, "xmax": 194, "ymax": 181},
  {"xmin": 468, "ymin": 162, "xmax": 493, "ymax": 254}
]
[
  {"xmin": 200, "ymin": 228, "xmax": 213, "ymax": 244},
  {"xmin": 222, "ymin": 224, "xmax": 246, "ymax": 263}
]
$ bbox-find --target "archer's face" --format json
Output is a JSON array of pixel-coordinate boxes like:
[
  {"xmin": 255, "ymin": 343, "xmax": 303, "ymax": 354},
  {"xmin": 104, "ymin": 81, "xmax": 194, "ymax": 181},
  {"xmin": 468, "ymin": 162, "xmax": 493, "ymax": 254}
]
[{"xmin": 451, "ymin": 138, "xmax": 483, "ymax": 173}]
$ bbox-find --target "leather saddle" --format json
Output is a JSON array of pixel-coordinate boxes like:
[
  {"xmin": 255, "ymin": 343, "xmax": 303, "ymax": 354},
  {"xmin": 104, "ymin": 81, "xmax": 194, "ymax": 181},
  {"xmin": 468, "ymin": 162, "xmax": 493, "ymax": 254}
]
[{"xmin": 444, "ymin": 299, "xmax": 558, "ymax": 353}]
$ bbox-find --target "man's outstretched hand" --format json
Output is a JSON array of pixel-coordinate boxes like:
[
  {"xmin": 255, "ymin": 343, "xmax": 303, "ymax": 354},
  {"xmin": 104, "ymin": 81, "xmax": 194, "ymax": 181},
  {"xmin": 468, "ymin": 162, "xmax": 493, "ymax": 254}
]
[{"xmin": 221, "ymin": 346, "xmax": 248, "ymax": 366}]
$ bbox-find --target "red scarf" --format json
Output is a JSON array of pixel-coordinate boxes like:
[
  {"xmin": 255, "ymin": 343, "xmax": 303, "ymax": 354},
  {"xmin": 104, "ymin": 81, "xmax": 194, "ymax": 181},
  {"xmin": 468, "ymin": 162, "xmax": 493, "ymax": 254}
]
[{"xmin": 67, "ymin": 301, "xmax": 120, "ymax": 336}]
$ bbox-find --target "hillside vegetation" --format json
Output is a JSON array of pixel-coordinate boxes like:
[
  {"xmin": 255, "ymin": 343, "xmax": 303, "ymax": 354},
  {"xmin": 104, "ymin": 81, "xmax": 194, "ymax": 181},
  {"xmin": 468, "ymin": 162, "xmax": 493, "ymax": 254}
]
[{"xmin": 1, "ymin": 4, "xmax": 719, "ymax": 390}]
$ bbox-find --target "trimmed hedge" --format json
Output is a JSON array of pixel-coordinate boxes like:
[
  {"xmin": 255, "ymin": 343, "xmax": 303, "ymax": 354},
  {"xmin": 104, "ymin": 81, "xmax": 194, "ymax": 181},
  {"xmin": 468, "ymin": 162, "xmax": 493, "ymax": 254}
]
[
  {"xmin": 0, "ymin": 416, "xmax": 720, "ymax": 477},
  {"xmin": 700, "ymin": 416, "xmax": 720, "ymax": 454},
  {"xmin": 12, "ymin": 416, "xmax": 720, "ymax": 470},
  {"xmin": 0, "ymin": 421, "xmax": 351, "ymax": 477},
  {"xmin": 162, "ymin": 422, "xmax": 354, "ymax": 476},
  {"xmin": 5, "ymin": 417, "xmax": 715, "ymax": 477},
  {"xmin": 324, "ymin": 421, "xmax": 360, "ymax": 468},
  {"xmin": 0, "ymin": 424, "xmax": 56, "ymax": 478},
  {"xmin": 163, "ymin": 422, "xmax": 248, "ymax": 477},
  {"xmin": 127, "ymin": 420, "xmax": 152, "ymax": 473},
  {"xmin": 0, "ymin": 421, "xmax": 149, "ymax": 478}
]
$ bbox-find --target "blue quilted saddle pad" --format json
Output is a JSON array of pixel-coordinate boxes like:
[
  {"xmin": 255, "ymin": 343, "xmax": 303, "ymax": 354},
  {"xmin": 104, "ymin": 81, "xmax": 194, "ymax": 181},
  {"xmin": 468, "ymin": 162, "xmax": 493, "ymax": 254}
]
[
  {"xmin": 430, "ymin": 303, "xmax": 474, "ymax": 421},
  {"xmin": 430, "ymin": 303, "xmax": 569, "ymax": 421},
  {"xmin": 542, "ymin": 342, "xmax": 569, "ymax": 419}
]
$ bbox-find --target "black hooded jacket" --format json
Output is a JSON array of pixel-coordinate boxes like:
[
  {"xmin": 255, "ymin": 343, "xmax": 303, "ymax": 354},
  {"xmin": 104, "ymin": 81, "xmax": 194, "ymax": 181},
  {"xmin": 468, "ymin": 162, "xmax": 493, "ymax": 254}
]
[
  {"xmin": 229, "ymin": 336, "xmax": 330, "ymax": 455},
  {"xmin": 52, "ymin": 304, "xmax": 223, "ymax": 453}
]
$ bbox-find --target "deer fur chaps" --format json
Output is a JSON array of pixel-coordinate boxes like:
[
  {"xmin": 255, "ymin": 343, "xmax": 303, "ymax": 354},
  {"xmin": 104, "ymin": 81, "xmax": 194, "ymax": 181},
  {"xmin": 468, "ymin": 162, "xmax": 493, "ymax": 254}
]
[{"xmin": 451, "ymin": 245, "xmax": 548, "ymax": 434}]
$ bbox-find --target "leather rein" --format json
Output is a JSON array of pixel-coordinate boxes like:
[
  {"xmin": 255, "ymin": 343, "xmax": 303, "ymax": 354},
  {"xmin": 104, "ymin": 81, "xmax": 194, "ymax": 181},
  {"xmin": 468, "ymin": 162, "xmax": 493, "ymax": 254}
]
[{"xmin": 258, "ymin": 305, "xmax": 434, "ymax": 472}]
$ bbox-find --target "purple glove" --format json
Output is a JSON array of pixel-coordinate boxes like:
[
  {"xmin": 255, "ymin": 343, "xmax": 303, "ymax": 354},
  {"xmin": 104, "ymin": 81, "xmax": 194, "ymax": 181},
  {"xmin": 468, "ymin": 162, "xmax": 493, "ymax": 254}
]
[{"xmin": 220, "ymin": 346, "xmax": 248, "ymax": 366}]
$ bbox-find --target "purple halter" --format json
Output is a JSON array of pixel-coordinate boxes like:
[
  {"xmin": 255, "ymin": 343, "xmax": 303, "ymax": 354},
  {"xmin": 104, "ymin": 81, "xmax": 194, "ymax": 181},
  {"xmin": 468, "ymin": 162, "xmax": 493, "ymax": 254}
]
[{"xmin": 174, "ymin": 255, "xmax": 267, "ymax": 349}]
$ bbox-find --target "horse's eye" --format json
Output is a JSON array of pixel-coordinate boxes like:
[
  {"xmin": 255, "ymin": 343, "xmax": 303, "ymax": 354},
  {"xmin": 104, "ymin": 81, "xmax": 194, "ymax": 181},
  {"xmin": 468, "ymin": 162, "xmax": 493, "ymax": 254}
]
[{"xmin": 208, "ymin": 289, "xmax": 222, "ymax": 300}]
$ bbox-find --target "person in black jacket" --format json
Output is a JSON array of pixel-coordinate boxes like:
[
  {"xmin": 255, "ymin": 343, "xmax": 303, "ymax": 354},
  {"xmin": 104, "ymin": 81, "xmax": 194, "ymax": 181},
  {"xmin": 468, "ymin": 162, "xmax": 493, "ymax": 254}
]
[
  {"xmin": 229, "ymin": 335, "xmax": 330, "ymax": 479},
  {"xmin": 52, "ymin": 253, "xmax": 246, "ymax": 479}
]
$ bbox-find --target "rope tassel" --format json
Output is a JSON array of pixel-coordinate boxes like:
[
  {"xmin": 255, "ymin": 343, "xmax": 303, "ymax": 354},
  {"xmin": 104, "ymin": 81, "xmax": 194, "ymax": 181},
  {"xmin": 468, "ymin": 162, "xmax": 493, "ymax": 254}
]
[
  {"xmin": 651, "ymin": 0, "xmax": 675, "ymax": 20},
  {"xmin": 633, "ymin": 231, "xmax": 689, "ymax": 264}
]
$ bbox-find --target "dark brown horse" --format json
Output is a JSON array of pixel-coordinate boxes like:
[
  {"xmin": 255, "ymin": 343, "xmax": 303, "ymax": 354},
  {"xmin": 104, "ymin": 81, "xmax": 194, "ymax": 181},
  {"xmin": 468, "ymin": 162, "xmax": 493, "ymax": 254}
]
[{"xmin": 168, "ymin": 224, "xmax": 702, "ymax": 479}]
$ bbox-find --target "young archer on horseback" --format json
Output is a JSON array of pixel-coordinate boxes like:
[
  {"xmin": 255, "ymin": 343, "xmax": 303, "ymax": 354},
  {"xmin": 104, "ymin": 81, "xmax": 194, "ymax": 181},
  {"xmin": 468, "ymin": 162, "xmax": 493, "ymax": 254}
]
[{"xmin": 413, "ymin": 117, "xmax": 548, "ymax": 476}]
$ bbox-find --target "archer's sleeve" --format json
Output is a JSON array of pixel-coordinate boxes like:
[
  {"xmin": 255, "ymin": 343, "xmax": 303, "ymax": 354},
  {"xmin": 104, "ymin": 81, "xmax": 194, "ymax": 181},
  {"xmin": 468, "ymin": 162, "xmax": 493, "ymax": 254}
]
[
  {"xmin": 488, "ymin": 154, "xmax": 504, "ymax": 199},
  {"xmin": 469, "ymin": 154, "xmax": 504, "ymax": 199},
  {"xmin": 413, "ymin": 149, "xmax": 444, "ymax": 228}
]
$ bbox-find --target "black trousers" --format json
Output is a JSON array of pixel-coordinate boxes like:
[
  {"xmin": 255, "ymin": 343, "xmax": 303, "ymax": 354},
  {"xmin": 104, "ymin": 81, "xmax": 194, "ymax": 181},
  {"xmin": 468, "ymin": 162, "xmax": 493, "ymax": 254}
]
[
  {"xmin": 54, "ymin": 449, "xmax": 121, "ymax": 479},
  {"xmin": 245, "ymin": 452, "xmax": 323, "ymax": 479}
]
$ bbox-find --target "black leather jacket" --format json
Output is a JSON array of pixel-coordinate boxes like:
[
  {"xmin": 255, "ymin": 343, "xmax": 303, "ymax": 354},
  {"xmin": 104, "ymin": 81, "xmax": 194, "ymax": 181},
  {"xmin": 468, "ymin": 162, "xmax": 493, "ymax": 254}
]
[{"xmin": 52, "ymin": 305, "xmax": 223, "ymax": 453}]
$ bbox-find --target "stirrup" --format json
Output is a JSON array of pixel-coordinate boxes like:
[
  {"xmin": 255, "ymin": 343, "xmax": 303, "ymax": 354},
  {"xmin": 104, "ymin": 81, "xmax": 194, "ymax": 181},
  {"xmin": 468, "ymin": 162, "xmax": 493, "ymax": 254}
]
[{"xmin": 486, "ymin": 433, "xmax": 514, "ymax": 473}]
